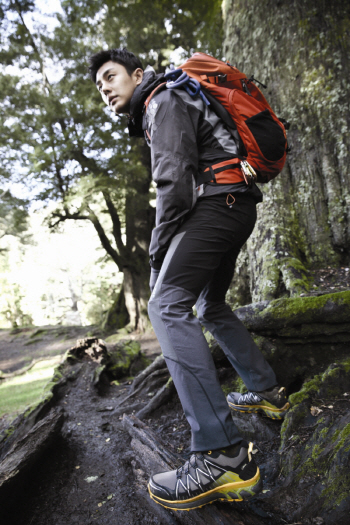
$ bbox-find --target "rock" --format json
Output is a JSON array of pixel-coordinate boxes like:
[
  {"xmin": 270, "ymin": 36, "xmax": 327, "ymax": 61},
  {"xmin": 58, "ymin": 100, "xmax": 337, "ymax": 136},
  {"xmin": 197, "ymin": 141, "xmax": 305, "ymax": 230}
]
[
  {"xmin": 235, "ymin": 291, "xmax": 350, "ymax": 334},
  {"xmin": 271, "ymin": 360, "xmax": 350, "ymax": 524},
  {"xmin": 231, "ymin": 413, "xmax": 276, "ymax": 443},
  {"xmin": 105, "ymin": 340, "xmax": 143, "ymax": 379},
  {"xmin": 232, "ymin": 292, "xmax": 350, "ymax": 389}
]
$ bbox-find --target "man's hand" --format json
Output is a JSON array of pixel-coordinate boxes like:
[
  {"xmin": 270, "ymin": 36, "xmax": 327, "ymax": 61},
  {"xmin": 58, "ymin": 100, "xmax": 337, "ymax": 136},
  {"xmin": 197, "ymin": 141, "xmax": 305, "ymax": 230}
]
[{"xmin": 150, "ymin": 267, "xmax": 160, "ymax": 292}]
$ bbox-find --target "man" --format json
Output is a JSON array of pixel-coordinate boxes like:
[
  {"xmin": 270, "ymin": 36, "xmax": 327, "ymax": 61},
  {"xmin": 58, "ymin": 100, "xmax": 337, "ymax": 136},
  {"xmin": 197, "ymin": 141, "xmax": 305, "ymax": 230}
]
[{"xmin": 89, "ymin": 48, "xmax": 289, "ymax": 511}]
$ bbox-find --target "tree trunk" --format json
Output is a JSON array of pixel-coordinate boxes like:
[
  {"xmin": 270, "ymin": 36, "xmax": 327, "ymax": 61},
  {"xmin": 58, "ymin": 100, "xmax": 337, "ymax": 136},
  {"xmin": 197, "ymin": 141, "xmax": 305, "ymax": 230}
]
[
  {"xmin": 123, "ymin": 266, "xmax": 150, "ymax": 332},
  {"xmin": 223, "ymin": 0, "xmax": 350, "ymax": 303},
  {"xmin": 122, "ymin": 139, "xmax": 154, "ymax": 332}
]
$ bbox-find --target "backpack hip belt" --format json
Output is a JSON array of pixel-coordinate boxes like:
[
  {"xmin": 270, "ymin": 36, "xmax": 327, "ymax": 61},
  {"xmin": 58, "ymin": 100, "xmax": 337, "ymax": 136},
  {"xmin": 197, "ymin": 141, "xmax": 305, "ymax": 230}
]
[{"xmin": 197, "ymin": 158, "xmax": 257, "ymax": 187}]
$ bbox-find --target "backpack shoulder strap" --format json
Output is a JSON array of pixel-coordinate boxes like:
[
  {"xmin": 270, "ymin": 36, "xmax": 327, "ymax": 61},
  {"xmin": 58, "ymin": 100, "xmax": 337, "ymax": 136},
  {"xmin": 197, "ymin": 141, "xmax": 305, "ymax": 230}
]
[
  {"xmin": 144, "ymin": 82, "xmax": 167, "ymax": 112},
  {"xmin": 201, "ymin": 88, "xmax": 236, "ymax": 131}
]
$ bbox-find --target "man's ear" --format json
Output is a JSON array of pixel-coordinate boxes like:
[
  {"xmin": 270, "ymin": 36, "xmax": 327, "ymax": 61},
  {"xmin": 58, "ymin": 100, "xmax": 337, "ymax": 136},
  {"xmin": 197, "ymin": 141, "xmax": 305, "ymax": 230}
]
[{"xmin": 134, "ymin": 68, "xmax": 143, "ymax": 86}]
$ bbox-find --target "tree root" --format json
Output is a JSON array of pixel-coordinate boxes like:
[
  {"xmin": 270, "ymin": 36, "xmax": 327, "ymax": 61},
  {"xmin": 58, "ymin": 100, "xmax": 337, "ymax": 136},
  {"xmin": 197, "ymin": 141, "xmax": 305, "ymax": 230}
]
[
  {"xmin": 130, "ymin": 354, "xmax": 166, "ymax": 392},
  {"xmin": 0, "ymin": 357, "xmax": 48, "ymax": 380},
  {"xmin": 136, "ymin": 378, "xmax": 175, "ymax": 420},
  {"xmin": 116, "ymin": 353, "xmax": 174, "ymax": 419}
]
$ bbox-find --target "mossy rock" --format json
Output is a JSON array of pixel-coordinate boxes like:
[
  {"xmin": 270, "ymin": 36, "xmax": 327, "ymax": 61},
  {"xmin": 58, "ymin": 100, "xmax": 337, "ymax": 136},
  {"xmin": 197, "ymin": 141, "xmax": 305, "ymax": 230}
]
[
  {"xmin": 281, "ymin": 360, "xmax": 350, "ymax": 447},
  {"xmin": 233, "ymin": 292, "xmax": 350, "ymax": 390},
  {"xmin": 105, "ymin": 340, "xmax": 143, "ymax": 380},
  {"xmin": 235, "ymin": 291, "xmax": 350, "ymax": 333},
  {"xmin": 221, "ymin": 376, "xmax": 246, "ymax": 397},
  {"xmin": 276, "ymin": 360, "xmax": 350, "ymax": 523}
]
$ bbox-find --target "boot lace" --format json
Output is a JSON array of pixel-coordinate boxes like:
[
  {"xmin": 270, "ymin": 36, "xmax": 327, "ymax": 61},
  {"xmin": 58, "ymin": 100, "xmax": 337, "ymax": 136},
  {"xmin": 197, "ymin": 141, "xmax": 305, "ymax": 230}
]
[{"xmin": 239, "ymin": 391, "xmax": 262, "ymax": 404}]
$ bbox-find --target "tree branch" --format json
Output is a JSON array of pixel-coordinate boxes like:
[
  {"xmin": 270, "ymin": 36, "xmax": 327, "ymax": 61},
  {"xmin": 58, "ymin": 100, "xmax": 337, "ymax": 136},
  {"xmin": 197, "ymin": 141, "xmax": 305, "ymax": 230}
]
[
  {"xmin": 86, "ymin": 207, "xmax": 123, "ymax": 269},
  {"xmin": 102, "ymin": 190, "xmax": 126, "ymax": 257},
  {"xmin": 13, "ymin": 0, "xmax": 50, "ymax": 92}
]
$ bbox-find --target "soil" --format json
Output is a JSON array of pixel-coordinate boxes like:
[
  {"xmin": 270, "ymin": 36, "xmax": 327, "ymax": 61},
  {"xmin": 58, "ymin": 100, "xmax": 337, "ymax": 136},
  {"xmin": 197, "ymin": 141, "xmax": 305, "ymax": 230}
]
[{"xmin": 307, "ymin": 266, "xmax": 350, "ymax": 294}]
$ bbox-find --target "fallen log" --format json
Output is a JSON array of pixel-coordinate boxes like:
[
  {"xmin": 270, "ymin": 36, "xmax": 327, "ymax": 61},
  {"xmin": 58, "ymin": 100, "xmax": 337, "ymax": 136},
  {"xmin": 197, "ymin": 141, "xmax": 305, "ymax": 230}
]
[
  {"xmin": 0, "ymin": 408, "xmax": 65, "ymax": 518},
  {"xmin": 123, "ymin": 414, "xmax": 179, "ymax": 470}
]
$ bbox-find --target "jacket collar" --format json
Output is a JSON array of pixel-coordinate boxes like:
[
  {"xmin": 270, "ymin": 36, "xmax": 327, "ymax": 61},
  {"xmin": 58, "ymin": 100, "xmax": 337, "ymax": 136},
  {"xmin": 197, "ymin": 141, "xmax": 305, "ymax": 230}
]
[{"xmin": 128, "ymin": 67, "xmax": 165, "ymax": 137}]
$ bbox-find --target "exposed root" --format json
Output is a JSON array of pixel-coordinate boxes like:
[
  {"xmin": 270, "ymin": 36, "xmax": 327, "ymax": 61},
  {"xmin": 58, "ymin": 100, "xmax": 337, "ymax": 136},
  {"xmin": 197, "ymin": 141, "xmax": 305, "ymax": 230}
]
[
  {"xmin": 130, "ymin": 354, "xmax": 166, "ymax": 392},
  {"xmin": 136, "ymin": 378, "xmax": 175, "ymax": 420}
]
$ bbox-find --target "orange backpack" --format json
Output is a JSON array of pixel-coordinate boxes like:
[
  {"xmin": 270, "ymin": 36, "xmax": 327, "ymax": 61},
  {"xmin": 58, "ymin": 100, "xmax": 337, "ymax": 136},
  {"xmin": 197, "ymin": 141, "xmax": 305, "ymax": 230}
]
[{"xmin": 145, "ymin": 53, "xmax": 289, "ymax": 185}]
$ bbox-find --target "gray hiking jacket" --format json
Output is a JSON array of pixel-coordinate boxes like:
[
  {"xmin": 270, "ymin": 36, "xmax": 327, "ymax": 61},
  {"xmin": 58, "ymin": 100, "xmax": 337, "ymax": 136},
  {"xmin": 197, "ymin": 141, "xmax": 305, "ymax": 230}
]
[{"xmin": 128, "ymin": 69, "xmax": 262, "ymax": 270}]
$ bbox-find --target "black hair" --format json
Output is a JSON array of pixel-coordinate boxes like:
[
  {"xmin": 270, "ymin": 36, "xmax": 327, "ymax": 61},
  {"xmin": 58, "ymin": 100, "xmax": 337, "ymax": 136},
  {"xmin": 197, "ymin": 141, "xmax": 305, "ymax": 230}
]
[{"xmin": 88, "ymin": 47, "xmax": 143, "ymax": 83}]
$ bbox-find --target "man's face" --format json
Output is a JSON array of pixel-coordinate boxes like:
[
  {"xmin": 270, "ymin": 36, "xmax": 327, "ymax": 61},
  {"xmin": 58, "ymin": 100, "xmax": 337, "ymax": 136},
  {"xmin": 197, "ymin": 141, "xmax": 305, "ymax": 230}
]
[{"xmin": 96, "ymin": 60, "xmax": 143, "ymax": 115}]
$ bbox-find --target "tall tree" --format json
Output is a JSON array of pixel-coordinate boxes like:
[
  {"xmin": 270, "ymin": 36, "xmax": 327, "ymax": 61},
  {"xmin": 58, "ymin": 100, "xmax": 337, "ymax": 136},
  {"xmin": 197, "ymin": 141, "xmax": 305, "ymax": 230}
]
[
  {"xmin": 222, "ymin": 0, "xmax": 350, "ymax": 304},
  {"xmin": 0, "ymin": 0, "xmax": 223, "ymax": 330}
]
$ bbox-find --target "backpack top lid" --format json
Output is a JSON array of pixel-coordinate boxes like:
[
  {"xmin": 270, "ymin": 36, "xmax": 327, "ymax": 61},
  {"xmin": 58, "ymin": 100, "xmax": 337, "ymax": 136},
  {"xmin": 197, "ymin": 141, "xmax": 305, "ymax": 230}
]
[
  {"xmin": 179, "ymin": 52, "xmax": 273, "ymax": 113},
  {"xmin": 179, "ymin": 52, "xmax": 244, "ymax": 84}
]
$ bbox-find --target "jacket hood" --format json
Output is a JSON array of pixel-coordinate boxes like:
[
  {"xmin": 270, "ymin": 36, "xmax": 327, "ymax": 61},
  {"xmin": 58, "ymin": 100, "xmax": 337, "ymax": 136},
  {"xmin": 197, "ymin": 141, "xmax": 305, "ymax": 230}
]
[{"xmin": 128, "ymin": 68, "xmax": 165, "ymax": 137}]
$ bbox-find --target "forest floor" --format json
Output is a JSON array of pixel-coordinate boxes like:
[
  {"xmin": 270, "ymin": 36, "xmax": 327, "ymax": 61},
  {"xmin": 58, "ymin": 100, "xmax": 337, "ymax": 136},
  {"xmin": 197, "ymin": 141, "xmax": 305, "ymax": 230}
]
[
  {"xmin": 0, "ymin": 325, "xmax": 289, "ymax": 525},
  {"xmin": 0, "ymin": 327, "xmax": 328, "ymax": 525},
  {"xmin": 0, "ymin": 266, "xmax": 349, "ymax": 524}
]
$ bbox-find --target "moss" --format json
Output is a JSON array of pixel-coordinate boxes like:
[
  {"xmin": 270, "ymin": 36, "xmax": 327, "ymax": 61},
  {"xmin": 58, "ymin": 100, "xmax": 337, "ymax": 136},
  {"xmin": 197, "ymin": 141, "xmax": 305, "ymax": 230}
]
[
  {"xmin": 263, "ymin": 291, "xmax": 350, "ymax": 322},
  {"xmin": 292, "ymin": 452, "xmax": 302, "ymax": 470},
  {"xmin": 312, "ymin": 443, "xmax": 323, "ymax": 460},
  {"xmin": 43, "ymin": 364, "xmax": 65, "ymax": 392},
  {"xmin": 221, "ymin": 376, "xmax": 246, "ymax": 396},
  {"xmin": 332, "ymin": 423, "xmax": 350, "ymax": 454},
  {"xmin": 107, "ymin": 341, "xmax": 141, "ymax": 379},
  {"xmin": 4, "ymin": 426, "xmax": 15, "ymax": 438},
  {"xmin": 341, "ymin": 357, "xmax": 350, "ymax": 373},
  {"xmin": 321, "ymin": 471, "xmax": 350, "ymax": 508},
  {"xmin": 280, "ymin": 401, "xmax": 309, "ymax": 447},
  {"xmin": 289, "ymin": 374, "xmax": 322, "ymax": 405},
  {"xmin": 319, "ymin": 427, "xmax": 329, "ymax": 439},
  {"xmin": 104, "ymin": 333, "xmax": 125, "ymax": 344},
  {"xmin": 289, "ymin": 357, "xmax": 350, "ymax": 406}
]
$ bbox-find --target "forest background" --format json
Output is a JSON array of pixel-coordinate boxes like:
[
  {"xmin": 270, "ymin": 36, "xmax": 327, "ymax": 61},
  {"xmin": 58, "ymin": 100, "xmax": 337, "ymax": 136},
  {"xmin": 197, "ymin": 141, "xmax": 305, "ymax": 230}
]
[{"xmin": 0, "ymin": 0, "xmax": 349, "ymax": 333}]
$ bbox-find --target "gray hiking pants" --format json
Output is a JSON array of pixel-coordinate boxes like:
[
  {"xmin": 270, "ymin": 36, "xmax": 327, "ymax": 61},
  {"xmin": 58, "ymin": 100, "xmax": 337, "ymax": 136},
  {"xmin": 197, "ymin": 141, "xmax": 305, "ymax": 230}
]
[{"xmin": 148, "ymin": 193, "xmax": 277, "ymax": 452}]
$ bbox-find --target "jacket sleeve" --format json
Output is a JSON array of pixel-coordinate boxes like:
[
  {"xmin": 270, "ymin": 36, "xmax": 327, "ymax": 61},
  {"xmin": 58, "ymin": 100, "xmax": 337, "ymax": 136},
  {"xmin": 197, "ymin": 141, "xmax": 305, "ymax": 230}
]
[{"xmin": 145, "ymin": 89, "xmax": 201, "ymax": 269}]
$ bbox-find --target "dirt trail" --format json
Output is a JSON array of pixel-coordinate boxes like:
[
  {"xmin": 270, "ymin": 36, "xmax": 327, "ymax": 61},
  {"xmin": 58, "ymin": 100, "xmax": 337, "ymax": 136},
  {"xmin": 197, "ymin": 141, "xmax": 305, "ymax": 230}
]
[
  {"xmin": 10, "ymin": 360, "xmax": 166, "ymax": 525},
  {"xmin": 0, "ymin": 326, "xmax": 95, "ymax": 373},
  {"xmin": 0, "ymin": 328, "xmax": 286, "ymax": 525}
]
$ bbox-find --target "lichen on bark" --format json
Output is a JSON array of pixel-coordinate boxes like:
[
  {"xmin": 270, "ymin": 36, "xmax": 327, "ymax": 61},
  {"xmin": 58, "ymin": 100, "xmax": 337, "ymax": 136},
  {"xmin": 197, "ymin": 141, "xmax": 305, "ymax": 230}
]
[{"xmin": 223, "ymin": 0, "xmax": 350, "ymax": 304}]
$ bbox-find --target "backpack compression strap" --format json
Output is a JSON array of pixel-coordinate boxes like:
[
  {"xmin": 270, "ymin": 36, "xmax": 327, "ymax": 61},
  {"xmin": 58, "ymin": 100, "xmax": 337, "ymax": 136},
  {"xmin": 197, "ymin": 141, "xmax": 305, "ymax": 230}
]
[{"xmin": 199, "ymin": 72, "xmax": 246, "ymax": 84}]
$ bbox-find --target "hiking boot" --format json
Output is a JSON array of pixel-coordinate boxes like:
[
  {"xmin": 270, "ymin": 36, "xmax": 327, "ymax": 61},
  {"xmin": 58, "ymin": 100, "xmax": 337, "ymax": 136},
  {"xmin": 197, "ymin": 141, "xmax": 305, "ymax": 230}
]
[
  {"xmin": 148, "ymin": 441, "xmax": 262, "ymax": 511},
  {"xmin": 227, "ymin": 386, "xmax": 290, "ymax": 420}
]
